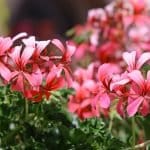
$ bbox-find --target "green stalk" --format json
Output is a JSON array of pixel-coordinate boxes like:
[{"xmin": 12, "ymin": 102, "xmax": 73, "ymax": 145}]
[
  {"xmin": 125, "ymin": 140, "xmax": 150, "ymax": 150},
  {"xmin": 131, "ymin": 117, "xmax": 136, "ymax": 150},
  {"xmin": 25, "ymin": 99, "xmax": 29, "ymax": 120},
  {"xmin": 108, "ymin": 116, "xmax": 113, "ymax": 132}
]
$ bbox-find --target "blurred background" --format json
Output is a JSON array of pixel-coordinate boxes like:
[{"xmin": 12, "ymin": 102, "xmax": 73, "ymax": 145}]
[{"xmin": 0, "ymin": 0, "xmax": 111, "ymax": 40}]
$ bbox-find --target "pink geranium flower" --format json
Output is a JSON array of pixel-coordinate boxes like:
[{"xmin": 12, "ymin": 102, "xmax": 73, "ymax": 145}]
[
  {"xmin": 123, "ymin": 51, "xmax": 150, "ymax": 71},
  {"xmin": 98, "ymin": 41, "xmax": 120, "ymax": 63},
  {"xmin": 130, "ymin": 0, "xmax": 146, "ymax": 13},
  {"xmin": 9, "ymin": 45, "xmax": 42, "ymax": 93},
  {"xmin": 68, "ymin": 80, "xmax": 99, "ymax": 119},
  {"xmin": 74, "ymin": 63, "xmax": 95, "ymax": 83},
  {"xmin": 51, "ymin": 39, "xmax": 75, "ymax": 62},
  {"xmin": 0, "ymin": 33, "xmax": 27, "ymax": 83},
  {"xmin": 97, "ymin": 63, "xmax": 120, "ymax": 108},
  {"xmin": 24, "ymin": 65, "xmax": 65, "ymax": 102},
  {"xmin": 22, "ymin": 36, "xmax": 50, "ymax": 60},
  {"xmin": 127, "ymin": 70, "xmax": 150, "ymax": 116},
  {"xmin": 51, "ymin": 39, "xmax": 76, "ymax": 86},
  {"xmin": 68, "ymin": 63, "xmax": 101, "ymax": 119}
]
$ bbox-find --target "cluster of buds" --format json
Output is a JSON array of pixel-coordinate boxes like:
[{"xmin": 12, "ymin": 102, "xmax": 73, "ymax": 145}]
[{"xmin": 0, "ymin": 33, "xmax": 75, "ymax": 102}]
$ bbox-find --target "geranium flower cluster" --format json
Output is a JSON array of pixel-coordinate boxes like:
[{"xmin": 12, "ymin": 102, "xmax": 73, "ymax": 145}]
[
  {"xmin": 0, "ymin": 33, "xmax": 75, "ymax": 102},
  {"xmin": 69, "ymin": 0, "xmax": 150, "ymax": 63},
  {"xmin": 68, "ymin": 51, "xmax": 150, "ymax": 119}
]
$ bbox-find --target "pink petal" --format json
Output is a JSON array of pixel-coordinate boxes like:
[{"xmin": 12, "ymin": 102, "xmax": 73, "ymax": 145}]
[
  {"xmin": 0, "ymin": 37, "xmax": 13, "ymax": 55},
  {"xmin": 36, "ymin": 40, "xmax": 50, "ymax": 54},
  {"xmin": 74, "ymin": 43, "xmax": 87, "ymax": 59},
  {"xmin": 123, "ymin": 16, "xmax": 134, "ymax": 28},
  {"xmin": 0, "ymin": 62, "xmax": 11, "ymax": 81},
  {"xmin": 87, "ymin": 63, "xmax": 94, "ymax": 79},
  {"xmin": 66, "ymin": 42, "xmax": 76, "ymax": 61},
  {"xmin": 88, "ymin": 8, "xmax": 105, "ymax": 22},
  {"xmin": 137, "ymin": 52, "xmax": 150, "ymax": 69},
  {"xmin": 22, "ymin": 36, "xmax": 35, "ymax": 47},
  {"xmin": 51, "ymin": 39, "xmax": 65, "ymax": 53},
  {"xmin": 11, "ymin": 74, "xmax": 24, "ymax": 92},
  {"xmin": 9, "ymin": 46, "xmax": 22, "ymax": 65},
  {"xmin": 98, "ymin": 63, "xmax": 120, "ymax": 82},
  {"xmin": 50, "ymin": 77, "xmax": 65, "ymax": 90},
  {"xmin": 117, "ymin": 100, "xmax": 125, "ymax": 117},
  {"xmin": 127, "ymin": 97, "xmax": 143, "ymax": 117},
  {"xmin": 32, "ymin": 69, "xmax": 43, "ymax": 86},
  {"xmin": 74, "ymin": 68, "xmax": 85, "ymax": 81},
  {"xmin": 140, "ymin": 99, "xmax": 150, "ymax": 116},
  {"xmin": 23, "ymin": 72, "xmax": 39, "ymax": 87},
  {"xmin": 46, "ymin": 71, "xmax": 57, "ymax": 85},
  {"xmin": 130, "ymin": 0, "xmax": 145, "ymax": 12},
  {"xmin": 68, "ymin": 101, "xmax": 79, "ymax": 113},
  {"xmin": 82, "ymin": 80, "xmax": 96, "ymax": 92},
  {"xmin": 90, "ymin": 31, "xmax": 99, "ymax": 46},
  {"xmin": 63, "ymin": 67, "xmax": 73, "ymax": 87},
  {"xmin": 21, "ymin": 47, "xmax": 35, "ymax": 66},
  {"xmin": 82, "ymin": 112, "xmax": 94, "ymax": 119},
  {"xmin": 128, "ymin": 70, "xmax": 144, "ymax": 88},
  {"xmin": 72, "ymin": 81, "xmax": 80, "ymax": 90},
  {"xmin": 80, "ymin": 99, "xmax": 91, "ymax": 108},
  {"xmin": 10, "ymin": 71, "xmax": 19, "ymax": 80},
  {"xmin": 99, "ymin": 93, "xmax": 110, "ymax": 108},
  {"xmin": 12, "ymin": 32, "xmax": 27, "ymax": 42},
  {"xmin": 110, "ymin": 78, "xmax": 130, "ymax": 91},
  {"xmin": 122, "ymin": 51, "xmax": 136, "ymax": 70}
]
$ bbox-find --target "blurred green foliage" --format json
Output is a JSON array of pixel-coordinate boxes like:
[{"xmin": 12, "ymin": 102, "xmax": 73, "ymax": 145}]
[
  {"xmin": 0, "ymin": 0, "xmax": 9, "ymax": 35},
  {"xmin": 0, "ymin": 85, "xmax": 150, "ymax": 149},
  {"xmin": 0, "ymin": 86, "xmax": 128, "ymax": 150}
]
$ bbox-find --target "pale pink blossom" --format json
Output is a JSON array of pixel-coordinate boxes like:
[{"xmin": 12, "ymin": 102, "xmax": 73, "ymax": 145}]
[{"xmin": 123, "ymin": 51, "xmax": 150, "ymax": 71}]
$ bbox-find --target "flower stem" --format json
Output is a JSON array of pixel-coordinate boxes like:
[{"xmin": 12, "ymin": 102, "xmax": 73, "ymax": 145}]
[
  {"xmin": 25, "ymin": 99, "xmax": 29, "ymax": 120},
  {"xmin": 108, "ymin": 116, "xmax": 113, "ymax": 132},
  {"xmin": 126, "ymin": 140, "xmax": 150, "ymax": 150},
  {"xmin": 131, "ymin": 117, "xmax": 136, "ymax": 150}
]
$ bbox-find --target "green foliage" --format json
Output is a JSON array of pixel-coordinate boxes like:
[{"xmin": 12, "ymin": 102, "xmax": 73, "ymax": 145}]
[
  {"xmin": 66, "ymin": 27, "xmax": 92, "ymax": 44},
  {"xmin": 141, "ymin": 64, "xmax": 150, "ymax": 72},
  {"xmin": 0, "ymin": 86, "xmax": 127, "ymax": 149},
  {"xmin": 72, "ymin": 31, "xmax": 92, "ymax": 44},
  {"xmin": 65, "ymin": 28, "xmax": 75, "ymax": 37},
  {"xmin": 75, "ymin": 118, "xmax": 127, "ymax": 150}
]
